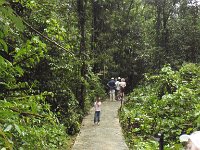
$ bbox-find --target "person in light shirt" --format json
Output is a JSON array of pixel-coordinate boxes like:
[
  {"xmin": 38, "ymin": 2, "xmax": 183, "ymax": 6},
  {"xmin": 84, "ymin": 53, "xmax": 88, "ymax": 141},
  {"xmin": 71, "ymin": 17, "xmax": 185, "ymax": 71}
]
[
  {"xmin": 94, "ymin": 97, "xmax": 101, "ymax": 125},
  {"xmin": 180, "ymin": 131, "xmax": 200, "ymax": 150},
  {"xmin": 115, "ymin": 77, "xmax": 121, "ymax": 101},
  {"xmin": 119, "ymin": 78, "xmax": 126, "ymax": 101}
]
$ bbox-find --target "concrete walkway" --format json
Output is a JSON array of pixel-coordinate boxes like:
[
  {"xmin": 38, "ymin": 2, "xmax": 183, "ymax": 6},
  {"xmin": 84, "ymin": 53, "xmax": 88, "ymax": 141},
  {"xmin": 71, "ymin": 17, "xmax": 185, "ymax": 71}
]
[{"xmin": 72, "ymin": 100, "xmax": 129, "ymax": 150}]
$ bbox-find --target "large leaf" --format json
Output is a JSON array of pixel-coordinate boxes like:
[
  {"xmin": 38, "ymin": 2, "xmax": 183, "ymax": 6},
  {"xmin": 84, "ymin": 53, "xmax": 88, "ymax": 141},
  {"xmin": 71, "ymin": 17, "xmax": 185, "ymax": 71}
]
[
  {"xmin": 0, "ymin": 39, "xmax": 8, "ymax": 53},
  {"xmin": 4, "ymin": 125, "xmax": 12, "ymax": 132}
]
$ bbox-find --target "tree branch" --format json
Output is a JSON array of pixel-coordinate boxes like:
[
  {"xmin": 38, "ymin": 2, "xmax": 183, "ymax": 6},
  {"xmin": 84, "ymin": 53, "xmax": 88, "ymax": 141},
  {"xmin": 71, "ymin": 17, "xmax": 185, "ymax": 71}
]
[
  {"xmin": 9, "ymin": 108, "xmax": 45, "ymax": 118},
  {"xmin": 11, "ymin": 9, "xmax": 73, "ymax": 55},
  {"xmin": 22, "ymin": 20, "xmax": 72, "ymax": 54},
  {"xmin": 126, "ymin": 0, "xmax": 134, "ymax": 20}
]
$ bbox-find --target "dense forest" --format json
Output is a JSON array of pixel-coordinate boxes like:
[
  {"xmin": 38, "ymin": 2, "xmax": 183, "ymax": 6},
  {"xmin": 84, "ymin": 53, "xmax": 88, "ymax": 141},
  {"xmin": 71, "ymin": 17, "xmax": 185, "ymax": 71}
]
[{"xmin": 0, "ymin": 0, "xmax": 199, "ymax": 149}]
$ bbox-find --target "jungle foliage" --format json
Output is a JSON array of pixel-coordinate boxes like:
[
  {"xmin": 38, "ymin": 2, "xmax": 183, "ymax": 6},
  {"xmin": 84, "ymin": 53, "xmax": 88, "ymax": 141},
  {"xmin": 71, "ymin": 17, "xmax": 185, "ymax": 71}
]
[
  {"xmin": 120, "ymin": 63, "xmax": 200, "ymax": 149},
  {"xmin": 1, "ymin": 0, "xmax": 200, "ymax": 149},
  {"xmin": 0, "ymin": 0, "xmax": 105, "ymax": 149}
]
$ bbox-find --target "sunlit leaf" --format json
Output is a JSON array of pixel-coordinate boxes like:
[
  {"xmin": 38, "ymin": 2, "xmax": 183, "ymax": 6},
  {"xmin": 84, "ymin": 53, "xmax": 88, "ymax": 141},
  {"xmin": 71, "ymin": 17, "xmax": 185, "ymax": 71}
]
[
  {"xmin": 14, "ymin": 124, "xmax": 21, "ymax": 134},
  {"xmin": 4, "ymin": 125, "xmax": 12, "ymax": 132}
]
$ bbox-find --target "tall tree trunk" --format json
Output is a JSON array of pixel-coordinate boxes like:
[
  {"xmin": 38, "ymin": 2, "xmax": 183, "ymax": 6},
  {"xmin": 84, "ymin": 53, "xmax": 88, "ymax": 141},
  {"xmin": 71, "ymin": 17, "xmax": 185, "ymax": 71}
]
[
  {"xmin": 77, "ymin": 0, "xmax": 87, "ymax": 110},
  {"xmin": 91, "ymin": 0, "xmax": 98, "ymax": 73},
  {"xmin": 189, "ymin": 6, "xmax": 198, "ymax": 62},
  {"xmin": 91, "ymin": 0, "xmax": 97, "ymax": 52},
  {"xmin": 154, "ymin": 0, "xmax": 162, "ymax": 69},
  {"xmin": 155, "ymin": 0, "xmax": 162, "ymax": 47},
  {"xmin": 162, "ymin": 0, "xmax": 169, "ymax": 52}
]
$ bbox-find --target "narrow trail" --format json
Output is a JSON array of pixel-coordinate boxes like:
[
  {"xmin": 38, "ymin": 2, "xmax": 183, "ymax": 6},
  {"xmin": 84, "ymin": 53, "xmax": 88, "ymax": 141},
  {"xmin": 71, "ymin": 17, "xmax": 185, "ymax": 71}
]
[{"xmin": 72, "ymin": 100, "xmax": 129, "ymax": 150}]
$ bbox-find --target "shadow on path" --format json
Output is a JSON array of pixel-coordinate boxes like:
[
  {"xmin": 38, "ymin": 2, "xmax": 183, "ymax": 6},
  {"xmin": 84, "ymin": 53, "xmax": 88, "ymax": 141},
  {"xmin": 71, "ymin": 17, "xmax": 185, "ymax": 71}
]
[{"xmin": 72, "ymin": 100, "xmax": 129, "ymax": 150}]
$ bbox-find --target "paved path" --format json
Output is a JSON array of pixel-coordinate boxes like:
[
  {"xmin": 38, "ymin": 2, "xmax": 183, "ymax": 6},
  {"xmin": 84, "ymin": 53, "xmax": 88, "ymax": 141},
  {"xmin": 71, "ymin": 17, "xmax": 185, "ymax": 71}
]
[{"xmin": 72, "ymin": 100, "xmax": 129, "ymax": 150}]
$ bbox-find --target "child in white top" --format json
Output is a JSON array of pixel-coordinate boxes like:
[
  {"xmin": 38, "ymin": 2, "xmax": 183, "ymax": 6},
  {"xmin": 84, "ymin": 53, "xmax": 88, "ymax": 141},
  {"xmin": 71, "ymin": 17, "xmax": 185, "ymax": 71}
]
[{"xmin": 94, "ymin": 97, "xmax": 101, "ymax": 125}]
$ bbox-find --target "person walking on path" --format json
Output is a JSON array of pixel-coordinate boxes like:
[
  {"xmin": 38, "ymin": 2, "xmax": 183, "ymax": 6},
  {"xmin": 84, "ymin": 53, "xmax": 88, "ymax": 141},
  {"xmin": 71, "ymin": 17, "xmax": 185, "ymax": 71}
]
[
  {"xmin": 119, "ymin": 78, "xmax": 126, "ymax": 106},
  {"xmin": 107, "ymin": 77, "xmax": 116, "ymax": 101},
  {"xmin": 115, "ymin": 77, "xmax": 121, "ymax": 101},
  {"xmin": 94, "ymin": 97, "xmax": 101, "ymax": 125}
]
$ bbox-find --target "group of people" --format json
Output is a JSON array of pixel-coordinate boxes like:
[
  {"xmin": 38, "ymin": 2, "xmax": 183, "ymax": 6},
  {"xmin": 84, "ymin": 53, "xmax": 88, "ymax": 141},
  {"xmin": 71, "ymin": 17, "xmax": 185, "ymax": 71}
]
[
  {"xmin": 107, "ymin": 77, "xmax": 126, "ymax": 102},
  {"xmin": 93, "ymin": 77, "xmax": 126, "ymax": 126}
]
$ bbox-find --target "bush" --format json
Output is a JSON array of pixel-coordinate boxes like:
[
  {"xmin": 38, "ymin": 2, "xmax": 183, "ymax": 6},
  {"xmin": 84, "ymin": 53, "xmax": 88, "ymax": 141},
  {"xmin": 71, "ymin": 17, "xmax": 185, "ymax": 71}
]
[
  {"xmin": 0, "ymin": 93, "xmax": 69, "ymax": 150},
  {"xmin": 119, "ymin": 63, "xmax": 200, "ymax": 149}
]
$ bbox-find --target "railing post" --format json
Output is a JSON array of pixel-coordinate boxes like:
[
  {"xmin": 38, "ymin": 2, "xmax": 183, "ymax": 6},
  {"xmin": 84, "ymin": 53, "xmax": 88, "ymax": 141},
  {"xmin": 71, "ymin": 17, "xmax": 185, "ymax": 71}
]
[{"xmin": 158, "ymin": 133, "xmax": 164, "ymax": 150}]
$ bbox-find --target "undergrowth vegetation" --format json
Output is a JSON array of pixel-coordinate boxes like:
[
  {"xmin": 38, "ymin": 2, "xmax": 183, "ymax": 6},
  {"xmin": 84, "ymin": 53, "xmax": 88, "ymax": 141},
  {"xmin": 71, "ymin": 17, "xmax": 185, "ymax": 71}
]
[
  {"xmin": 119, "ymin": 63, "xmax": 200, "ymax": 149},
  {"xmin": 0, "ymin": 93, "xmax": 69, "ymax": 150}
]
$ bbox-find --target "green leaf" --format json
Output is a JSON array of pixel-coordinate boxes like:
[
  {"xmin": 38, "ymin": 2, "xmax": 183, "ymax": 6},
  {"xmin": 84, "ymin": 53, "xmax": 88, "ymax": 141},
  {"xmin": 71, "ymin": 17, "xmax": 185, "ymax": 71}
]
[
  {"xmin": 0, "ymin": 39, "xmax": 8, "ymax": 53},
  {"xmin": 10, "ymin": 13, "xmax": 24, "ymax": 31},
  {"xmin": 32, "ymin": 36, "xmax": 40, "ymax": 43},
  {"xmin": 15, "ymin": 65, "xmax": 24, "ymax": 76},
  {"xmin": 4, "ymin": 125, "xmax": 12, "ymax": 132},
  {"xmin": 3, "ymin": 24, "xmax": 9, "ymax": 36},
  {"xmin": 14, "ymin": 124, "xmax": 21, "ymax": 134}
]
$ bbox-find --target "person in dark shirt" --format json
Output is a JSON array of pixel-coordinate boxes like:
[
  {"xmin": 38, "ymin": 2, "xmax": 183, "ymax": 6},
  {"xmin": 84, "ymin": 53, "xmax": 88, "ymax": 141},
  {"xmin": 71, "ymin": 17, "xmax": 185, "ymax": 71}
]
[{"xmin": 107, "ymin": 77, "xmax": 116, "ymax": 101}]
